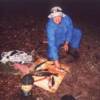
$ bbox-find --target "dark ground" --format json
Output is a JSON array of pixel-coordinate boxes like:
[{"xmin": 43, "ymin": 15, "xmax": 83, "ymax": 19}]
[{"xmin": 0, "ymin": 1, "xmax": 100, "ymax": 100}]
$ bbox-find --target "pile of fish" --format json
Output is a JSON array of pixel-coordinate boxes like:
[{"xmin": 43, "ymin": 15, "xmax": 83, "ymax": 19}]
[{"xmin": 0, "ymin": 50, "xmax": 58, "ymax": 88}]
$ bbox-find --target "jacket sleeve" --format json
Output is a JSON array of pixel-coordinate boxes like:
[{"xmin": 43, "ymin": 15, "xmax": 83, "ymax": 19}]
[
  {"xmin": 46, "ymin": 22, "xmax": 59, "ymax": 60},
  {"xmin": 65, "ymin": 16, "xmax": 73, "ymax": 43}
]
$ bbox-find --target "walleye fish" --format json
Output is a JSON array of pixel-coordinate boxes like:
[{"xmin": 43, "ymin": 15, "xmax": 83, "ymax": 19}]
[
  {"xmin": 48, "ymin": 76, "xmax": 55, "ymax": 88},
  {"xmin": 33, "ymin": 70, "xmax": 58, "ymax": 77},
  {"xmin": 34, "ymin": 61, "xmax": 47, "ymax": 71}
]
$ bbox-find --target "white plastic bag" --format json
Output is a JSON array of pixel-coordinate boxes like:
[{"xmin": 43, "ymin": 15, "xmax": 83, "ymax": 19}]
[{"xmin": 0, "ymin": 50, "xmax": 33, "ymax": 64}]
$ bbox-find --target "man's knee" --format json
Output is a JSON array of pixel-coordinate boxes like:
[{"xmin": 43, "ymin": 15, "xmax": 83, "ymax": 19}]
[
  {"xmin": 74, "ymin": 28, "xmax": 82, "ymax": 39},
  {"xmin": 70, "ymin": 28, "xmax": 82, "ymax": 48}
]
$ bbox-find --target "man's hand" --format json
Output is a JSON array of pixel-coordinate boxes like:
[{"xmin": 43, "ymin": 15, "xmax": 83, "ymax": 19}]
[
  {"xmin": 63, "ymin": 42, "xmax": 69, "ymax": 52},
  {"xmin": 54, "ymin": 60, "xmax": 61, "ymax": 69}
]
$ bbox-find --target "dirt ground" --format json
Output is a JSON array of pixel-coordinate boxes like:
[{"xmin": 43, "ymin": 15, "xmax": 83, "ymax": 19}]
[{"xmin": 0, "ymin": 16, "xmax": 100, "ymax": 100}]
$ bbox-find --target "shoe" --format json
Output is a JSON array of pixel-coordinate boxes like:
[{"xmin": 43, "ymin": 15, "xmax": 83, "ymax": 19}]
[
  {"xmin": 66, "ymin": 48, "xmax": 80, "ymax": 63},
  {"xmin": 66, "ymin": 54, "xmax": 75, "ymax": 63}
]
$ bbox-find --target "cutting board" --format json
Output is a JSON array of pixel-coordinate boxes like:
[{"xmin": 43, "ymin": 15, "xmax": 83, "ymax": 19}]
[{"xmin": 32, "ymin": 59, "xmax": 70, "ymax": 93}]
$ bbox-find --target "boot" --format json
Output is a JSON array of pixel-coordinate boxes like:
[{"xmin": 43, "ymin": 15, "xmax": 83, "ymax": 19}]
[{"xmin": 66, "ymin": 48, "xmax": 80, "ymax": 63}]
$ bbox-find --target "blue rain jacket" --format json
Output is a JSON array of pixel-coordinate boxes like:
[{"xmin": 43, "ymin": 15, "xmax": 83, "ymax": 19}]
[{"xmin": 46, "ymin": 15, "xmax": 82, "ymax": 60}]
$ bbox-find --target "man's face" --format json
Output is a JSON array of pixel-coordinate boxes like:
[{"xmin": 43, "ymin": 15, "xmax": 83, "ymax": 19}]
[{"xmin": 53, "ymin": 16, "xmax": 62, "ymax": 24}]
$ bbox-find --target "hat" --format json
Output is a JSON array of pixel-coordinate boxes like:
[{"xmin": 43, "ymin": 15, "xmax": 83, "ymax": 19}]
[
  {"xmin": 48, "ymin": 6, "xmax": 66, "ymax": 18},
  {"xmin": 50, "ymin": 6, "xmax": 62, "ymax": 13}
]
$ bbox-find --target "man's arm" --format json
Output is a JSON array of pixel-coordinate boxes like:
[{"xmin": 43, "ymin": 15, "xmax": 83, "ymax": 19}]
[
  {"xmin": 62, "ymin": 16, "xmax": 73, "ymax": 52},
  {"xmin": 65, "ymin": 16, "xmax": 73, "ymax": 44},
  {"xmin": 46, "ymin": 22, "xmax": 60, "ymax": 68},
  {"xmin": 46, "ymin": 23, "xmax": 58, "ymax": 60}
]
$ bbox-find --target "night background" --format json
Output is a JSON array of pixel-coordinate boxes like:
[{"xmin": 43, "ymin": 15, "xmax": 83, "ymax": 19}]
[
  {"xmin": 0, "ymin": 0, "xmax": 100, "ymax": 100},
  {"xmin": 0, "ymin": 0, "xmax": 100, "ymax": 24}
]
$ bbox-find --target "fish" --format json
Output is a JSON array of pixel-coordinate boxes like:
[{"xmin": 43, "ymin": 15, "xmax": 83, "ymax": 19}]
[
  {"xmin": 51, "ymin": 76, "xmax": 55, "ymax": 87},
  {"xmin": 48, "ymin": 76, "xmax": 55, "ymax": 88},
  {"xmin": 10, "ymin": 50, "xmax": 18, "ymax": 56},
  {"xmin": 33, "ymin": 70, "xmax": 58, "ymax": 77},
  {"xmin": 34, "ymin": 61, "xmax": 47, "ymax": 70}
]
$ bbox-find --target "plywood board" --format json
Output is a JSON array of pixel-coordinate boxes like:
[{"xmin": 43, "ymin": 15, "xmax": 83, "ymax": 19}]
[{"xmin": 32, "ymin": 61, "xmax": 70, "ymax": 93}]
